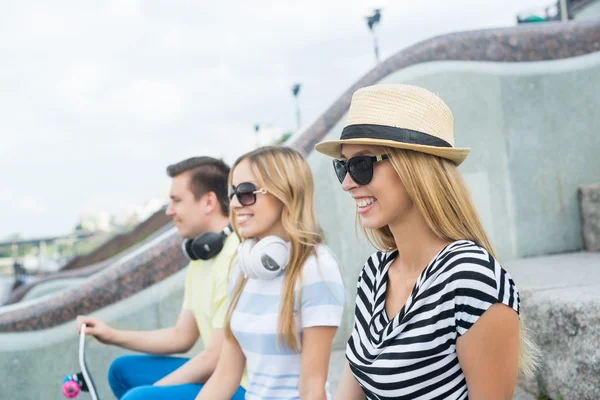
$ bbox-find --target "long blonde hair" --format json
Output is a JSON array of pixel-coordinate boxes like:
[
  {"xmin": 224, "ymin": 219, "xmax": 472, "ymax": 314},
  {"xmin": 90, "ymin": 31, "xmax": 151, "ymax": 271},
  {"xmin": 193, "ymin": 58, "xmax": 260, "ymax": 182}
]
[
  {"xmin": 224, "ymin": 146, "xmax": 323, "ymax": 352},
  {"xmin": 364, "ymin": 147, "xmax": 540, "ymax": 377}
]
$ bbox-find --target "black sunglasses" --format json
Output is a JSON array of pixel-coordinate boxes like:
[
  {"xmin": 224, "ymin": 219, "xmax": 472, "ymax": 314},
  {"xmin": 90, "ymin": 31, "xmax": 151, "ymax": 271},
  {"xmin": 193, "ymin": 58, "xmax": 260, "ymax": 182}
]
[
  {"xmin": 333, "ymin": 154, "xmax": 389, "ymax": 185},
  {"xmin": 228, "ymin": 182, "xmax": 267, "ymax": 206}
]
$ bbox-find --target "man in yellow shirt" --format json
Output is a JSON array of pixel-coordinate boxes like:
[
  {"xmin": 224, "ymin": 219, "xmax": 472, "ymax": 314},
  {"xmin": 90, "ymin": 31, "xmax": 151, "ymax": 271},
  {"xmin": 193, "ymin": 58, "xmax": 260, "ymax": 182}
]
[{"xmin": 76, "ymin": 157, "xmax": 247, "ymax": 399}]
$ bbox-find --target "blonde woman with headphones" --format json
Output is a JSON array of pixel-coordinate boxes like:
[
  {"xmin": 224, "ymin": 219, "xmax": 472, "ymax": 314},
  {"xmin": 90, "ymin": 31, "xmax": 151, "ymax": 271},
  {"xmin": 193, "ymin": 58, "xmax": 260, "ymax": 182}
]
[
  {"xmin": 315, "ymin": 84, "xmax": 540, "ymax": 400},
  {"xmin": 196, "ymin": 146, "xmax": 345, "ymax": 400}
]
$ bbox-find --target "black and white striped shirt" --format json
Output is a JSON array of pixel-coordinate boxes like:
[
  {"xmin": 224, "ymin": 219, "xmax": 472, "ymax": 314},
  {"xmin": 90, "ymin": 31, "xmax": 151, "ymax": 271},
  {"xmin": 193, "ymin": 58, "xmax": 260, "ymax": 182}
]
[{"xmin": 347, "ymin": 240, "xmax": 520, "ymax": 400}]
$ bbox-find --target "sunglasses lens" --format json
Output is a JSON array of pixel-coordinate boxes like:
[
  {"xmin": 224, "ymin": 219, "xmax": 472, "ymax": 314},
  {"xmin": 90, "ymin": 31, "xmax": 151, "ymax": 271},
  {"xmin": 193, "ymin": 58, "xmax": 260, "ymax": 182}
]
[
  {"xmin": 333, "ymin": 160, "xmax": 347, "ymax": 183},
  {"xmin": 348, "ymin": 157, "xmax": 373, "ymax": 185},
  {"xmin": 236, "ymin": 182, "xmax": 257, "ymax": 206}
]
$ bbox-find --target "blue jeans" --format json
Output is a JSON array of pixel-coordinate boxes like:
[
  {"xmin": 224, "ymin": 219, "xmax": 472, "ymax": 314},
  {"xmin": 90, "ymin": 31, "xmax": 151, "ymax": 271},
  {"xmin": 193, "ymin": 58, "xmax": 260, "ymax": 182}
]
[{"xmin": 108, "ymin": 355, "xmax": 246, "ymax": 400}]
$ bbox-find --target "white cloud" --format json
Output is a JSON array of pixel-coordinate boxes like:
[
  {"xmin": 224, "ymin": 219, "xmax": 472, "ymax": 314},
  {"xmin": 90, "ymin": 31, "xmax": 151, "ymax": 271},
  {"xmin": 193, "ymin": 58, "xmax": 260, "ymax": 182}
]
[
  {"xmin": 19, "ymin": 195, "xmax": 48, "ymax": 214},
  {"xmin": 108, "ymin": 0, "xmax": 142, "ymax": 19},
  {"xmin": 0, "ymin": 191, "xmax": 48, "ymax": 215},
  {"xmin": 55, "ymin": 64, "xmax": 110, "ymax": 112},
  {"xmin": 0, "ymin": 190, "xmax": 10, "ymax": 203},
  {"xmin": 110, "ymin": 80, "xmax": 184, "ymax": 124},
  {"xmin": 0, "ymin": 135, "xmax": 18, "ymax": 161}
]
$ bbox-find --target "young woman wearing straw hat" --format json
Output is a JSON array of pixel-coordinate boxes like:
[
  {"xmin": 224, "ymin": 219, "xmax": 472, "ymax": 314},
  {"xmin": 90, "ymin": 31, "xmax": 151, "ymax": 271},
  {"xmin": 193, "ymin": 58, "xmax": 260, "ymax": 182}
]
[
  {"xmin": 196, "ymin": 146, "xmax": 345, "ymax": 400},
  {"xmin": 315, "ymin": 84, "xmax": 539, "ymax": 400}
]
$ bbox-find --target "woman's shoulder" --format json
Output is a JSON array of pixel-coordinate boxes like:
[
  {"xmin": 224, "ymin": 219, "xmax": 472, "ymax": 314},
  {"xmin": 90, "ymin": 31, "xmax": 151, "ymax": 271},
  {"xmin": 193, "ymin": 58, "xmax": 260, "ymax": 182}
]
[
  {"xmin": 433, "ymin": 240, "xmax": 499, "ymax": 274},
  {"xmin": 301, "ymin": 244, "xmax": 343, "ymax": 284},
  {"xmin": 435, "ymin": 241, "xmax": 521, "ymax": 332},
  {"xmin": 431, "ymin": 240, "xmax": 518, "ymax": 299}
]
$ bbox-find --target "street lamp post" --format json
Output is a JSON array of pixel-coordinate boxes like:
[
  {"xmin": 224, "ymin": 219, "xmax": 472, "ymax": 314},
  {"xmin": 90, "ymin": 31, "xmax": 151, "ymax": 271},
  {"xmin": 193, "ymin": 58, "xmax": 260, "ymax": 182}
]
[
  {"xmin": 292, "ymin": 83, "xmax": 302, "ymax": 130},
  {"xmin": 366, "ymin": 9, "xmax": 382, "ymax": 64},
  {"xmin": 559, "ymin": 0, "xmax": 568, "ymax": 21},
  {"xmin": 254, "ymin": 124, "xmax": 260, "ymax": 148}
]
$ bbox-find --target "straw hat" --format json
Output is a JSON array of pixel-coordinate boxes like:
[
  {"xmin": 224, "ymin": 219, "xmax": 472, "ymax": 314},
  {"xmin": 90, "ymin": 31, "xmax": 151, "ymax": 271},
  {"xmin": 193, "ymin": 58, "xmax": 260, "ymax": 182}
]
[{"xmin": 314, "ymin": 84, "xmax": 470, "ymax": 165}]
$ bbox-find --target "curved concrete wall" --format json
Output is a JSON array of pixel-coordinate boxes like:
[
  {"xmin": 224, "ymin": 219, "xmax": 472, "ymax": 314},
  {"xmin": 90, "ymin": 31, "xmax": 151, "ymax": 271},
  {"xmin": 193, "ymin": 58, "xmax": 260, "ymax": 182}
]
[
  {"xmin": 20, "ymin": 278, "xmax": 86, "ymax": 302},
  {"xmin": 575, "ymin": 1, "xmax": 600, "ymax": 19}
]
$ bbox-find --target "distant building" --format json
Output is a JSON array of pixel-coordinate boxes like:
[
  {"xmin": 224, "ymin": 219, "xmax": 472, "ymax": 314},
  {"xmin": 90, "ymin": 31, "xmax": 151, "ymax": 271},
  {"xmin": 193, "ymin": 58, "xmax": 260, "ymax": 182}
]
[
  {"xmin": 111, "ymin": 198, "xmax": 167, "ymax": 230},
  {"xmin": 77, "ymin": 198, "xmax": 167, "ymax": 233},
  {"xmin": 77, "ymin": 211, "xmax": 112, "ymax": 233},
  {"xmin": 571, "ymin": 0, "xmax": 600, "ymax": 19},
  {"xmin": 517, "ymin": 0, "xmax": 600, "ymax": 23}
]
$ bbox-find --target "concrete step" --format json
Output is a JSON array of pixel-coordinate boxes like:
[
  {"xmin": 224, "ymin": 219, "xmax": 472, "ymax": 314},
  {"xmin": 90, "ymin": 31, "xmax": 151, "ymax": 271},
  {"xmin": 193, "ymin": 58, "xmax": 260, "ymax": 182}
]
[{"xmin": 507, "ymin": 252, "xmax": 600, "ymax": 400}]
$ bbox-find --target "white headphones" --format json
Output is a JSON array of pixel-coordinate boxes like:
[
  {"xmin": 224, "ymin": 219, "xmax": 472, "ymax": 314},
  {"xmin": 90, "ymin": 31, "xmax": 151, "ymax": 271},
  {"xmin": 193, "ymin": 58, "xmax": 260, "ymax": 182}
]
[{"xmin": 238, "ymin": 236, "xmax": 291, "ymax": 280}]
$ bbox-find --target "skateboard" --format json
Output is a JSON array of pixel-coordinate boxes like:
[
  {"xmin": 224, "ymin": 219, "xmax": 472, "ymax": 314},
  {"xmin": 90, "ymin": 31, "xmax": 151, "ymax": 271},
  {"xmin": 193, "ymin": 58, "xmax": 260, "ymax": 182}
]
[{"xmin": 62, "ymin": 323, "xmax": 99, "ymax": 399}]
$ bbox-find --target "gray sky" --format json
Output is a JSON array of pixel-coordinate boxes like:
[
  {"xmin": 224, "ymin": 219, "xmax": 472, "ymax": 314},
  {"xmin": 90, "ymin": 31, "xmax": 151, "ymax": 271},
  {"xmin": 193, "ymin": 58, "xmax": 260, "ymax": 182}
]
[{"xmin": 0, "ymin": 0, "xmax": 549, "ymax": 238}]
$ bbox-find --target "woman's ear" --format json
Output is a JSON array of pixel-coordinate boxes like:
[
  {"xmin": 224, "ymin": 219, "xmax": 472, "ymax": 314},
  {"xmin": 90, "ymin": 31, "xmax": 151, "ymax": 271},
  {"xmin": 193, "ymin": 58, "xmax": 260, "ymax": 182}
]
[{"xmin": 203, "ymin": 191, "xmax": 218, "ymax": 215}]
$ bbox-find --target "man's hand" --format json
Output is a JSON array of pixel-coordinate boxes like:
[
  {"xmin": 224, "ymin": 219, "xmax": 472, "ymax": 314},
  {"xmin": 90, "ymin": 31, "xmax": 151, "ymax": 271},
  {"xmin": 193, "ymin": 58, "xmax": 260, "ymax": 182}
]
[
  {"xmin": 76, "ymin": 315, "xmax": 116, "ymax": 345},
  {"xmin": 75, "ymin": 310, "xmax": 199, "ymax": 355}
]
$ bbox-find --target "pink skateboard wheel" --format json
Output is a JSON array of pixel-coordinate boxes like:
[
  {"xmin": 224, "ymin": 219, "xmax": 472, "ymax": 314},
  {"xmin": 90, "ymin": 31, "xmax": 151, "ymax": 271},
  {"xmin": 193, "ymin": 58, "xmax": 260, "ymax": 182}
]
[{"xmin": 62, "ymin": 379, "xmax": 80, "ymax": 398}]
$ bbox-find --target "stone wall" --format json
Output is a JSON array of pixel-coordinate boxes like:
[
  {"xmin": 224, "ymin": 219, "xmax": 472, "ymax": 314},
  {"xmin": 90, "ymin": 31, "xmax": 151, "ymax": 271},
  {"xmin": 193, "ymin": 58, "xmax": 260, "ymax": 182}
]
[{"xmin": 580, "ymin": 183, "xmax": 600, "ymax": 251}]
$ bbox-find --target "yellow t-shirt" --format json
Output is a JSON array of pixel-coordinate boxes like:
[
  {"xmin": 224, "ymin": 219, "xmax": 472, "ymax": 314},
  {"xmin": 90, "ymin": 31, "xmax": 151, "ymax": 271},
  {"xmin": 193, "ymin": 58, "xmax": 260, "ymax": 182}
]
[{"xmin": 181, "ymin": 233, "xmax": 248, "ymax": 388}]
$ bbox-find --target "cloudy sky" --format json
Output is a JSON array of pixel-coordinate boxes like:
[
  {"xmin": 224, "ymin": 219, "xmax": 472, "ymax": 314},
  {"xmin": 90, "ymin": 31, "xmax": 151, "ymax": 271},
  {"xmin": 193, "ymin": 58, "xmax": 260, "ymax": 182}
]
[{"xmin": 0, "ymin": 0, "xmax": 549, "ymax": 238}]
